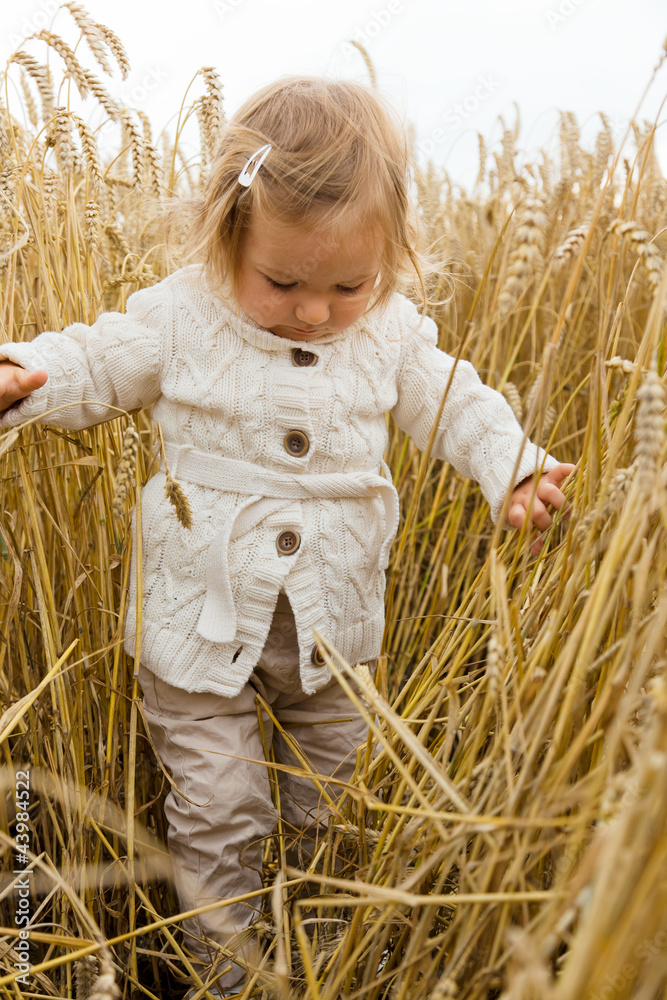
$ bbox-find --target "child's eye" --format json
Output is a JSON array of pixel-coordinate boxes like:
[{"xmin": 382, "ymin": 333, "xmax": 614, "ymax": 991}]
[
  {"xmin": 263, "ymin": 275, "xmax": 364, "ymax": 295},
  {"xmin": 265, "ymin": 276, "xmax": 297, "ymax": 291}
]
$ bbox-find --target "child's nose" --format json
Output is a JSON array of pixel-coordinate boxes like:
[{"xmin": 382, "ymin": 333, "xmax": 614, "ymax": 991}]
[{"xmin": 295, "ymin": 296, "xmax": 330, "ymax": 327}]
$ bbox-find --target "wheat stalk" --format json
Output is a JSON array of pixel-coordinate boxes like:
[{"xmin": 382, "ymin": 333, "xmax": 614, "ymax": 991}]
[
  {"xmin": 156, "ymin": 421, "xmax": 193, "ymax": 529},
  {"xmin": 111, "ymin": 420, "xmax": 140, "ymax": 517}
]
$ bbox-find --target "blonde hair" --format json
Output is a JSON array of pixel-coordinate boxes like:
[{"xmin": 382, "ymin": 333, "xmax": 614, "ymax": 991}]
[{"xmin": 170, "ymin": 75, "xmax": 440, "ymax": 316}]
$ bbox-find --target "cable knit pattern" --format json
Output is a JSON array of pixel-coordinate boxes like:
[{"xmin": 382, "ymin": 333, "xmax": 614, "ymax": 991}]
[{"xmin": 0, "ymin": 263, "xmax": 560, "ymax": 696}]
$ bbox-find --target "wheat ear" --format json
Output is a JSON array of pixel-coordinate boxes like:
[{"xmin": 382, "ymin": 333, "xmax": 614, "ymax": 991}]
[{"xmin": 156, "ymin": 422, "xmax": 193, "ymax": 530}]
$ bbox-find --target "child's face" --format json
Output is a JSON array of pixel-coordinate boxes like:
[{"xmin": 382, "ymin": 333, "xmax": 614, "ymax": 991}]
[{"xmin": 236, "ymin": 210, "xmax": 385, "ymax": 341}]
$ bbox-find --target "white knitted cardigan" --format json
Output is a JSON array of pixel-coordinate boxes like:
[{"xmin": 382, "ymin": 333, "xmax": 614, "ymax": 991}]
[{"xmin": 0, "ymin": 264, "xmax": 560, "ymax": 696}]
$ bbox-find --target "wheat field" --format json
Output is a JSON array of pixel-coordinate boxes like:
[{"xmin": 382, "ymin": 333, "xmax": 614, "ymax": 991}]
[{"xmin": 0, "ymin": 7, "xmax": 666, "ymax": 999}]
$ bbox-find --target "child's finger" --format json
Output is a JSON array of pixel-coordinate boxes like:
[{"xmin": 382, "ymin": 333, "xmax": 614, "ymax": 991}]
[
  {"xmin": 537, "ymin": 481, "xmax": 568, "ymax": 512},
  {"xmin": 551, "ymin": 463, "xmax": 576, "ymax": 486},
  {"xmin": 529, "ymin": 499, "xmax": 553, "ymax": 533},
  {"xmin": 0, "ymin": 365, "xmax": 47, "ymax": 412},
  {"xmin": 530, "ymin": 532, "xmax": 544, "ymax": 556},
  {"xmin": 507, "ymin": 502, "xmax": 528, "ymax": 530},
  {"xmin": 18, "ymin": 368, "xmax": 48, "ymax": 392}
]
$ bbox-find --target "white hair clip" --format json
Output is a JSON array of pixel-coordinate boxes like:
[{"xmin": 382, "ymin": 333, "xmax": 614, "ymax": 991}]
[{"xmin": 238, "ymin": 143, "xmax": 272, "ymax": 186}]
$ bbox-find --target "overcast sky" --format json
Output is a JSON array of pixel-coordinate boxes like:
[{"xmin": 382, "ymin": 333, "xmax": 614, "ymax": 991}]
[{"xmin": 2, "ymin": 0, "xmax": 666, "ymax": 192}]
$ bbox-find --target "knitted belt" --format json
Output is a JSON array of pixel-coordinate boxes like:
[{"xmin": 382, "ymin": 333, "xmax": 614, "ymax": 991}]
[{"xmin": 161, "ymin": 442, "xmax": 400, "ymax": 644}]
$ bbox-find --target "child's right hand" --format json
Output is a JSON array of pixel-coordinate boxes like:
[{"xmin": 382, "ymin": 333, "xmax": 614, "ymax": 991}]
[{"xmin": 0, "ymin": 360, "xmax": 48, "ymax": 413}]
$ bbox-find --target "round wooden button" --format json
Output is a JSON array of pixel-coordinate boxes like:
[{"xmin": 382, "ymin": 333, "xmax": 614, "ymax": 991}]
[
  {"xmin": 284, "ymin": 429, "xmax": 309, "ymax": 457},
  {"xmin": 291, "ymin": 348, "xmax": 318, "ymax": 367},
  {"xmin": 276, "ymin": 529, "xmax": 301, "ymax": 555},
  {"xmin": 311, "ymin": 644, "xmax": 326, "ymax": 667}
]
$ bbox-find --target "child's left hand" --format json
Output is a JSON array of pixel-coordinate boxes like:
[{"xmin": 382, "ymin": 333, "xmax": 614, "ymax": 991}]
[{"xmin": 508, "ymin": 463, "xmax": 576, "ymax": 555}]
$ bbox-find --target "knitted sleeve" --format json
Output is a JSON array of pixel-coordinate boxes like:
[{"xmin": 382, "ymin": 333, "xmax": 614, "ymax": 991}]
[
  {"xmin": 0, "ymin": 280, "xmax": 165, "ymax": 430},
  {"xmin": 390, "ymin": 295, "xmax": 561, "ymax": 523}
]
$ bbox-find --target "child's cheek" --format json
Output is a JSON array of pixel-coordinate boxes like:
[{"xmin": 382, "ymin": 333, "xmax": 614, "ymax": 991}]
[
  {"xmin": 250, "ymin": 294, "xmax": 277, "ymax": 326},
  {"xmin": 344, "ymin": 294, "xmax": 372, "ymax": 323}
]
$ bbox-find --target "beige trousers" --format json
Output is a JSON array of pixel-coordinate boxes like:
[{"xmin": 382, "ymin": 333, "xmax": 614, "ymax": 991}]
[{"xmin": 138, "ymin": 590, "xmax": 371, "ymax": 988}]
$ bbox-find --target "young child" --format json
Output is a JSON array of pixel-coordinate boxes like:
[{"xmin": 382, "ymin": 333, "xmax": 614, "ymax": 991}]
[{"xmin": 0, "ymin": 76, "xmax": 573, "ymax": 997}]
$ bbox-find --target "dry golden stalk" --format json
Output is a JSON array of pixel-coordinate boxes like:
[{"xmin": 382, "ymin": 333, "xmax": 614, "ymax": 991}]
[
  {"xmin": 0, "ymin": 101, "xmax": 9, "ymax": 157},
  {"xmin": 501, "ymin": 926, "xmax": 555, "ymax": 1000},
  {"xmin": 592, "ymin": 113, "xmax": 613, "ymax": 185},
  {"xmin": 0, "ymin": 108, "xmax": 14, "ymax": 213},
  {"xmin": 502, "ymin": 382, "xmax": 524, "ymax": 423},
  {"xmin": 71, "ymin": 112, "xmax": 104, "ymax": 188},
  {"xmin": 538, "ymin": 152, "xmax": 552, "ymax": 197},
  {"xmin": 43, "ymin": 168, "xmax": 58, "ymax": 216},
  {"xmin": 495, "ymin": 127, "xmax": 518, "ymax": 190},
  {"xmin": 475, "ymin": 131, "xmax": 487, "ymax": 188},
  {"xmin": 74, "ymin": 953, "xmax": 99, "ymax": 1000},
  {"xmin": 164, "ymin": 472, "xmax": 193, "ymax": 525},
  {"xmin": 63, "ymin": 0, "xmax": 130, "ymax": 83},
  {"xmin": 82, "ymin": 68, "xmax": 121, "ymax": 120},
  {"xmin": 65, "ymin": 1, "xmax": 114, "ymax": 74},
  {"xmin": 430, "ymin": 975, "xmax": 459, "ymax": 999},
  {"xmin": 633, "ymin": 367, "xmax": 666, "ymax": 493},
  {"xmin": 32, "ymin": 29, "xmax": 90, "ymax": 99},
  {"xmin": 348, "ymin": 40, "xmax": 377, "ymax": 89},
  {"xmin": 10, "ymin": 50, "xmax": 55, "ymax": 121},
  {"xmin": 157, "ymin": 422, "xmax": 193, "ymax": 529},
  {"xmin": 608, "ymin": 218, "xmax": 665, "ymax": 290},
  {"xmin": 19, "ymin": 73, "xmax": 39, "ymax": 129},
  {"xmin": 200, "ymin": 66, "xmax": 225, "ymax": 159},
  {"xmin": 484, "ymin": 630, "xmax": 503, "ymax": 703},
  {"xmin": 112, "ymin": 421, "xmax": 140, "ymax": 517},
  {"xmin": 552, "ymin": 225, "xmax": 588, "ymax": 269},
  {"xmin": 353, "ymin": 662, "xmax": 377, "ymax": 708},
  {"xmin": 103, "ymin": 268, "xmax": 159, "ymax": 291},
  {"xmin": 87, "ymin": 948, "xmax": 120, "ymax": 1000},
  {"xmin": 137, "ymin": 110, "xmax": 162, "ymax": 198},
  {"xmin": 119, "ymin": 110, "xmax": 145, "ymax": 190},
  {"xmin": 606, "ymin": 356, "xmax": 647, "ymax": 376},
  {"xmin": 603, "ymin": 465, "xmax": 634, "ymax": 525},
  {"xmin": 559, "ymin": 109, "xmax": 580, "ymax": 179},
  {"xmin": 83, "ymin": 200, "xmax": 100, "ymax": 251},
  {"xmin": 497, "ymin": 198, "xmax": 546, "ymax": 318},
  {"xmin": 97, "ymin": 23, "xmax": 131, "ymax": 79},
  {"xmin": 104, "ymin": 219, "xmax": 132, "ymax": 261},
  {"xmin": 47, "ymin": 106, "xmax": 78, "ymax": 176},
  {"xmin": 333, "ymin": 822, "xmax": 381, "ymax": 845}
]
